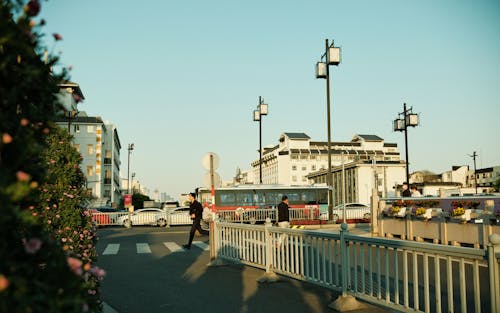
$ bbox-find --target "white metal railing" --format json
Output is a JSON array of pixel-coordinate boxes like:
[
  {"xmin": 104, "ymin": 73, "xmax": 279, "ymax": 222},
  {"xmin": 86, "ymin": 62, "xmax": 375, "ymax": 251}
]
[
  {"xmin": 215, "ymin": 207, "xmax": 320, "ymax": 224},
  {"xmin": 90, "ymin": 212, "xmax": 192, "ymax": 227},
  {"xmin": 211, "ymin": 220, "xmax": 500, "ymax": 313}
]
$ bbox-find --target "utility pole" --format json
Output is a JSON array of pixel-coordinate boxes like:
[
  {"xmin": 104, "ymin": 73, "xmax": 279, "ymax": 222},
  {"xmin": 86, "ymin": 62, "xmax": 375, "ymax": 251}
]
[{"xmin": 469, "ymin": 151, "xmax": 478, "ymax": 194}]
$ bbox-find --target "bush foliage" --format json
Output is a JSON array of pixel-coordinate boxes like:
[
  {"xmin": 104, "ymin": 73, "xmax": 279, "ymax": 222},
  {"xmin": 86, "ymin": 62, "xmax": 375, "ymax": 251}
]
[{"xmin": 0, "ymin": 1, "xmax": 103, "ymax": 312}]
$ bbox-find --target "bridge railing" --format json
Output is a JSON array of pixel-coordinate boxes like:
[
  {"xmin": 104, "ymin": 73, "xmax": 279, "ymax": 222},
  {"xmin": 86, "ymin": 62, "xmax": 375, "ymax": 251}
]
[{"xmin": 211, "ymin": 220, "xmax": 500, "ymax": 313}]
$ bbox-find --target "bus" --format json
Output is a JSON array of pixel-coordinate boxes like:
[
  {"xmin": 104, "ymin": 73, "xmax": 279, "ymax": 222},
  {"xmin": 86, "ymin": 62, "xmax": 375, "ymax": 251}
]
[{"xmin": 198, "ymin": 184, "xmax": 329, "ymax": 222}]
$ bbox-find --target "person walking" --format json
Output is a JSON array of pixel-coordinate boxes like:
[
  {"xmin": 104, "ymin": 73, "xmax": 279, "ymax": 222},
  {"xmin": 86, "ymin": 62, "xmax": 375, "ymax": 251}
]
[
  {"xmin": 401, "ymin": 182, "xmax": 411, "ymax": 197},
  {"xmin": 277, "ymin": 195, "xmax": 290, "ymax": 228},
  {"xmin": 276, "ymin": 195, "xmax": 290, "ymax": 247},
  {"xmin": 411, "ymin": 185, "xmax": 422, "ymax": 197},
  {"xmin": 183, "ymin": 192, "xmax": 209, "ymax": 250}
]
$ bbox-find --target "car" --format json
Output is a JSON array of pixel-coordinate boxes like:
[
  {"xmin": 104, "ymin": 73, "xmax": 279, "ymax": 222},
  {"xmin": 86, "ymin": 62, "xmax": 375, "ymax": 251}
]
[
  {"xmin": 117, "ymin": 208, "xmax": 167, "ymax": 228},
  {"xmin": 320, "ymin": 203, "xmax": 371, "ymax": 223},
  {"xmin": 168, "ymin": 206, "xmax": 192, "ymax": 226}
]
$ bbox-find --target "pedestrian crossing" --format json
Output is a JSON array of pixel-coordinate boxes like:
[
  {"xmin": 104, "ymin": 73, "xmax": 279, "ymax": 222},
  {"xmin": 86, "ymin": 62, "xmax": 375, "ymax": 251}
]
[{"xmin": 101, "ymin": 241, "xmax": 209, "ymax": 255}]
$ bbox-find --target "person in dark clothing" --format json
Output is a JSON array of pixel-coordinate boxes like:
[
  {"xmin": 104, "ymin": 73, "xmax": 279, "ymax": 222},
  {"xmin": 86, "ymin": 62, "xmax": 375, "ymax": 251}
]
[
  {"xmin": 183, "ymin": 192, "xmax": 209, "ymax": 250},
  {"xmin": 401, "ymin": 182, "xmax": 411, "ymax": 197},
  {"xmin": 277, "ymin": 195, "xmax": 290, "ymax": 228}
]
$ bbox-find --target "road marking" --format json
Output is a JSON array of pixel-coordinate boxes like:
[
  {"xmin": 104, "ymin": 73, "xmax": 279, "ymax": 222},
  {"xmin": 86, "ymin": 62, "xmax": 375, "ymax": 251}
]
[
  {"xmin": 193, "ymin": 241, "xmax": 209, "ymax": 251},
  {"xmin": 136, "ymin": 243, "xmax": 151, "ymax": 254},
  {"xmin": 102, "ymin": 244, "xmax": 120, "ymax": 255},
  {"xmin": 163, "ymin": 242, "xmax": 184, "ymax": 253}
]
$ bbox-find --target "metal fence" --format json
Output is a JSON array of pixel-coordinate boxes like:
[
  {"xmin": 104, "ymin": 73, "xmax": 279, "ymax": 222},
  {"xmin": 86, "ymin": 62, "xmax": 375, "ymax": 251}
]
[
  {"xmin": 215, "ymin": 207, "xmax": 320, "ymax": 224},
  {"xmin": 90, "ymin": 212, "xmax": 192, "ymax": 227},
  {"xmin": 211, "ymin": 220, "xmax": 500, "ymax": 313}
]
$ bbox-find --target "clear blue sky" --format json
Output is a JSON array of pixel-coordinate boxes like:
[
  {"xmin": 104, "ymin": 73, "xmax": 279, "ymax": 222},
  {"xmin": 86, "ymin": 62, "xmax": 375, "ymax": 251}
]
[{"xmin": 40, "ymin": 0, "xmax": 500, "ymax": 199}]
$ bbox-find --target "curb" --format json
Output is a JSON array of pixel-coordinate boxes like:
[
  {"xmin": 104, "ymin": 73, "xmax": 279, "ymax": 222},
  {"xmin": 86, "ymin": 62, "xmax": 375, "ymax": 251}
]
[{"xmin": 103, "ymin": 302, "xmax": 118, "ymax": 313}]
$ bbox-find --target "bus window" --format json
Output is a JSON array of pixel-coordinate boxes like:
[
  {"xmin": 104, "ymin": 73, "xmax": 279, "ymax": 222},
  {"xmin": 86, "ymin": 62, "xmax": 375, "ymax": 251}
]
[
  {"xmin": 254, "ymin": 191, "xmax": 266, "ymax": 206},
  {"xmin": 286, "ymin": 192, "xmax": 301, "ymax": 204},
  {"xmin": 236, "ymin": 191, "xmax": 253, "ymax": 206},
  {"xmin": 302, "ymin": 190, "xmax": 317, "ymax": 204},
  {"xmin": 265, "ymin": 192, "xmax": 280, "ymax": 206},
  {"xmin": 217, "ymin": 191, "xmax": 235, "ymax": 207},
  {"xmin": 317, "ymin": 189, "xmax": 328, "ymax": 204}
]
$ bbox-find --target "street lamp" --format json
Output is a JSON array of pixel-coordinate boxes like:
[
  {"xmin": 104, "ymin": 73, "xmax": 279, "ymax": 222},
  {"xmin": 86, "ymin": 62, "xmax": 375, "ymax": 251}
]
[
  {"xmin": 127, "ymin": 143, "xmax": 134, "ymax": 194},
  {"xmin": 253, "ymin": 96, "xmax": 268, "ymax": 184},
  {"xmin": 316, "ymin": 38, "xmax": 341, "ymax": 222},
  {"xmin": 393, "ymin": 103, "xmax": 419, "ymax": 184},
  {"xmin": 469, "ymin": 151, "xmax": 478, "ymax": 194},
  {"xmin": 131, "ymin": 172, "xmax": 136, "ymax": 193}
]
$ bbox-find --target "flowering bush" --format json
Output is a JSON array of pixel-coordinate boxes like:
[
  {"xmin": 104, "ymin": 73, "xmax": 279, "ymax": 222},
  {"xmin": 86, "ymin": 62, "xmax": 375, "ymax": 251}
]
[
  {"xmin": 415, "ymin": 207, "xmax": 427, "ymax": 216},
  {"xmin": 0, "ymin": 1, "xmax": 102, "ymax": 311},
  {"xmin": 390, "ymin": 206, "xmax": 401, "ymax": 214},
  {"xmin": 452, "ymin": 207, "xmax": 465, "ymax": 217}
]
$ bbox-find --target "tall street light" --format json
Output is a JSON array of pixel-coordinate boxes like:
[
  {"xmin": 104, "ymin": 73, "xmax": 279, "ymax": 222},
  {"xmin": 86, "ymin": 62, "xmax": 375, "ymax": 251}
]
[
  {"xmin": 316, "ymin": 39, "xmax": 341, "ymax": 222},
  {"xmin": 469, "ymin": 151, "xmax": 478, "ymax": 194},
  {"xmin": 127, "ymin": 143, "xmax": 134, "ymax": 194},
  {"xmin": 253, "ymin": 97, "xmax": 268, "ymax": 184},
  {"xmin": 393, "ymin": 103, "xmax": 419, "ymax": 184}
]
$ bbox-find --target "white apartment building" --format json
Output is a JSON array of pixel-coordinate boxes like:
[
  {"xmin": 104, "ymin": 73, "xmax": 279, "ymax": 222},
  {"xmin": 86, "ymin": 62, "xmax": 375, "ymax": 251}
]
[
  {"xmin": 307, "ymin": 160, "xmax": 406, "ymax": 205},
  {"xmin": 250, "ymin": 133, "xmax": 402, "ymax": 185},
  {"xmin": 247, "ymin": 133, "xmax": 405, "ymax": 205}
]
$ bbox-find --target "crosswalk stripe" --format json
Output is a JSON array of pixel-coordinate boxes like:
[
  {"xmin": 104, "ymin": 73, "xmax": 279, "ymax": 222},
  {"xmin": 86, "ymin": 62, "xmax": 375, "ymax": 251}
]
[
  {"xmin": 193, "ymin": 241, "xmax": 210, "ymax": 251},
  {"xmin": 136, "ymin": 243, "xmax": 151, "ymax": 254},
  {"xmin": 102, "ymin": 244, "xmax": 120, "ymax": 255},
  {"xmin": 163, "ymin": 242, "xmax": 184, "ymax": 253}
]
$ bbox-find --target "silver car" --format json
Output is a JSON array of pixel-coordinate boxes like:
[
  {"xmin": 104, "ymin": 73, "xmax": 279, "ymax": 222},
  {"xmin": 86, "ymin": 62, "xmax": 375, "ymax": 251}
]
[{"xmin": 117, "ymin": 208, "xmax": 167, "ymax": 228}]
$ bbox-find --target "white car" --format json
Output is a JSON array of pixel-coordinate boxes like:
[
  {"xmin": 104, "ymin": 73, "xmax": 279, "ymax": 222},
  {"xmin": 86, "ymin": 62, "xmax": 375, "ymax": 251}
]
[
  {"xmin": 320, "ymin": 203, "xmax": 371, "ymax": 223},
  {"xmin": 117, "ymin": 208, "xmax": 167, "ymax": 228},
  {"xmin": 168, "ymin": 206, "xmax": 192, "ymax": 225}
]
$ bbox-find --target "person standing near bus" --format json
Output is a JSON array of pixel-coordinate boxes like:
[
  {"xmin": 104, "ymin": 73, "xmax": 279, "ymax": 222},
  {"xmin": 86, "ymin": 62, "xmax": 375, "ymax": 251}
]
[
  {"xmin": 277, "ymin": 195, "xmax": 290, "ymax": 228},
  {"xmin": 183, "ymin": 192, "xmax": 209, "ymax": 250}
]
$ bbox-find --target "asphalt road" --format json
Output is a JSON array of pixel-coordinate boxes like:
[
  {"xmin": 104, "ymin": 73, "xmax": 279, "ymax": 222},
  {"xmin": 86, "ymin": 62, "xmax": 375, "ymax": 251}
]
[{"xmin": 96, "ymin": 226, "xmax": 389, "ymax": 313}]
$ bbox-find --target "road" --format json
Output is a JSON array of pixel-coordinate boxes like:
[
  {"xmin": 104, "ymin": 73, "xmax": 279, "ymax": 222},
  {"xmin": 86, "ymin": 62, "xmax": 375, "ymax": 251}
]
[{"xmin": 96, "ymin": 226, "xmax": 389, "ymax": 313}]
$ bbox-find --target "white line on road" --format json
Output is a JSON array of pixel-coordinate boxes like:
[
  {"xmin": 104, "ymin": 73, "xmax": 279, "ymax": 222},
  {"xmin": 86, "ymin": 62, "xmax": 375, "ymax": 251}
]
[
  {"xmin": 193, "ymin": 241, "xmax": 209, "ymax": 251},
  {"xmin": 136, "ymin": 243, "xmax": 151, "ymax": 254},
  {"xmin": 163, "ymin": 242, "xmax": 184, "ymax": 253},
  {"xmin": 102, "ymin": 244, "xmax": 120, "ymax": 255}
]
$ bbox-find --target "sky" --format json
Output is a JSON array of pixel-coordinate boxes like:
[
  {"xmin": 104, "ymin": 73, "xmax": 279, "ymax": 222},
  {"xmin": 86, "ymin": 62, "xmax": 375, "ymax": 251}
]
[{"xmin": 39, "ymin": 0, "xmax": 500, "ymax": 199}]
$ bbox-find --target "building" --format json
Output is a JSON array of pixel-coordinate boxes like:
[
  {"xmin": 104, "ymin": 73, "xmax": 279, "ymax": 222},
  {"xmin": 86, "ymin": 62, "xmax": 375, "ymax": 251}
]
[
  {"xmin": 307, "ymin": 160, "xmax": 406, "ymax": 205},
  {"xmin": 250, "ymin": 133, "xmax": 402, "ymax": 185},
  {"xmin": 470, "ymin": 166, "xmax": 500, "ymax": 192},
  {"xmin": 56, "ymin": 112, "xmax": 122, "ymax": 207}
]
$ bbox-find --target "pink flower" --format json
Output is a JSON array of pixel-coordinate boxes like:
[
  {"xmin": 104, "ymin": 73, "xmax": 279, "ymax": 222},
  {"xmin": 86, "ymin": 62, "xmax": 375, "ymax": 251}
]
[
  {"xmin": 25, "ymin": 0, "xmax": 41, "ymax": 17},
  {"xmin": 16, "ymin": 171, "xmax": 30, "ymax": 182},
  {"xmin": 90, "ymin": 266, "xmax": 106, "ymax": 279},
  {"xmin": 22, "ymin": 238, "xmax": 42, "ymax": 254},
  {"xmin": 0, "ymin": 274, "xmax": 9, "ymax": 292},
  {"xmin": 53, "ymin": 33, "xmax": 63, "ymax": 41},
  {"xmin": 2, "ymin": 133, "xmax": 13, "ymax": 144},
  {"xmin": 67, "ymin": 257, "xmax": 83, "ymax": 275}
]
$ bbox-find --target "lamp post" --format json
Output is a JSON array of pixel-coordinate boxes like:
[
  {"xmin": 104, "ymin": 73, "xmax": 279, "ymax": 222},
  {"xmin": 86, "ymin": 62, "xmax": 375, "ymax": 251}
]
[
  {"xmin": 127, "ymin": 143, "xmax": 134, "ymax": 194},
  {"xmin": 393, "ymin": 103, "xmax": 419, "ymax": 184},
  {"xmin": 253, "ymin": 97, "xmax": 268, "ymax": 184},
  {"xmin": 316, "ymin": 38, "xmax": 341, "ymax": 222},
  {"xmin": 131, "ymin": 172, "xmax": 136, "ymax": 193}
]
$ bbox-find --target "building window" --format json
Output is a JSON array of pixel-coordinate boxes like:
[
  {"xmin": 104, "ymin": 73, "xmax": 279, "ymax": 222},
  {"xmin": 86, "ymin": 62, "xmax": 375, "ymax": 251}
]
[
  {"xmin": 87, "ymin": 144, "xmax": 94, "ymax": 155},
  {"xmin": 74, "ymin": 124, "xmax": 80, "ymax": 133},
  {"xmin": 312, "ymin": 165, "xmax": 316, "ymax": 171},
  {"xmin": 292, "ymin": 176, "xmax": 297, "ymax": 182},
  {"xmin": 86, "ymin": 166, "xmax": 94, "ymax": 176},
  {"xmin": 74, "ymin": 144, "xmax": 80, "ymax": 152},
  {"xmin": 301, "ymin": 165, "xmax": 307, "ymax": 171},
  {"xmin": 87, "ymin": 125, "xmax": 95, "ymax": 133},
  {"xmin": 302, "ymin": 176, "xmax": 307, "ymax": 182},
  {"xmin": 291, "ymin": 155, "xmax": 298, "ymax": 160},
  {"xmin": 300, "ymin": 155, "xmax": 308, "ymax": 160},
  {"xmin": 292, "ymin": 165, "xmax": 297, "ymax": 171}
]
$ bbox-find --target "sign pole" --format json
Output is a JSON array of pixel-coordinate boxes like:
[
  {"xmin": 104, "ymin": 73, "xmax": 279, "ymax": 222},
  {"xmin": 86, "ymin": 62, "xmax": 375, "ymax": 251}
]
[{"xmin": 210, "ymin": 154, "xmax": 215, "ymax": 212}]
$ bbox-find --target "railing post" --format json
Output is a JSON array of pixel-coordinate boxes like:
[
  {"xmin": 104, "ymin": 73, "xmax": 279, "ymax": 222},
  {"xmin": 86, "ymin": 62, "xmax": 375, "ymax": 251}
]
[
  {"xmin": 488, "ymin": 233, "xmax": 500, "ymax": 313},
  {"xmin": 257, "ymin": 218, "xmax": 279, "ymax": 283},
  {"xmin": 340, "ymin": 222, "xmax": 348, "ymax": 296}
]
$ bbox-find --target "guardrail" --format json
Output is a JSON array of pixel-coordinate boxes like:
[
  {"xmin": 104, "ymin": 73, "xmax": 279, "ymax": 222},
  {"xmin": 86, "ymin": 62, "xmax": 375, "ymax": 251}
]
[
  {"xmin": 216, "ymin": 207, "xmax": 321, "ymax": 224},
  {"xmin": 90, "ymin": 212, "xmax": 192, "ymax": 227},
  {"xmin": 210, "ymin": 219, "xmax": 500, "ymax": 313}
]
